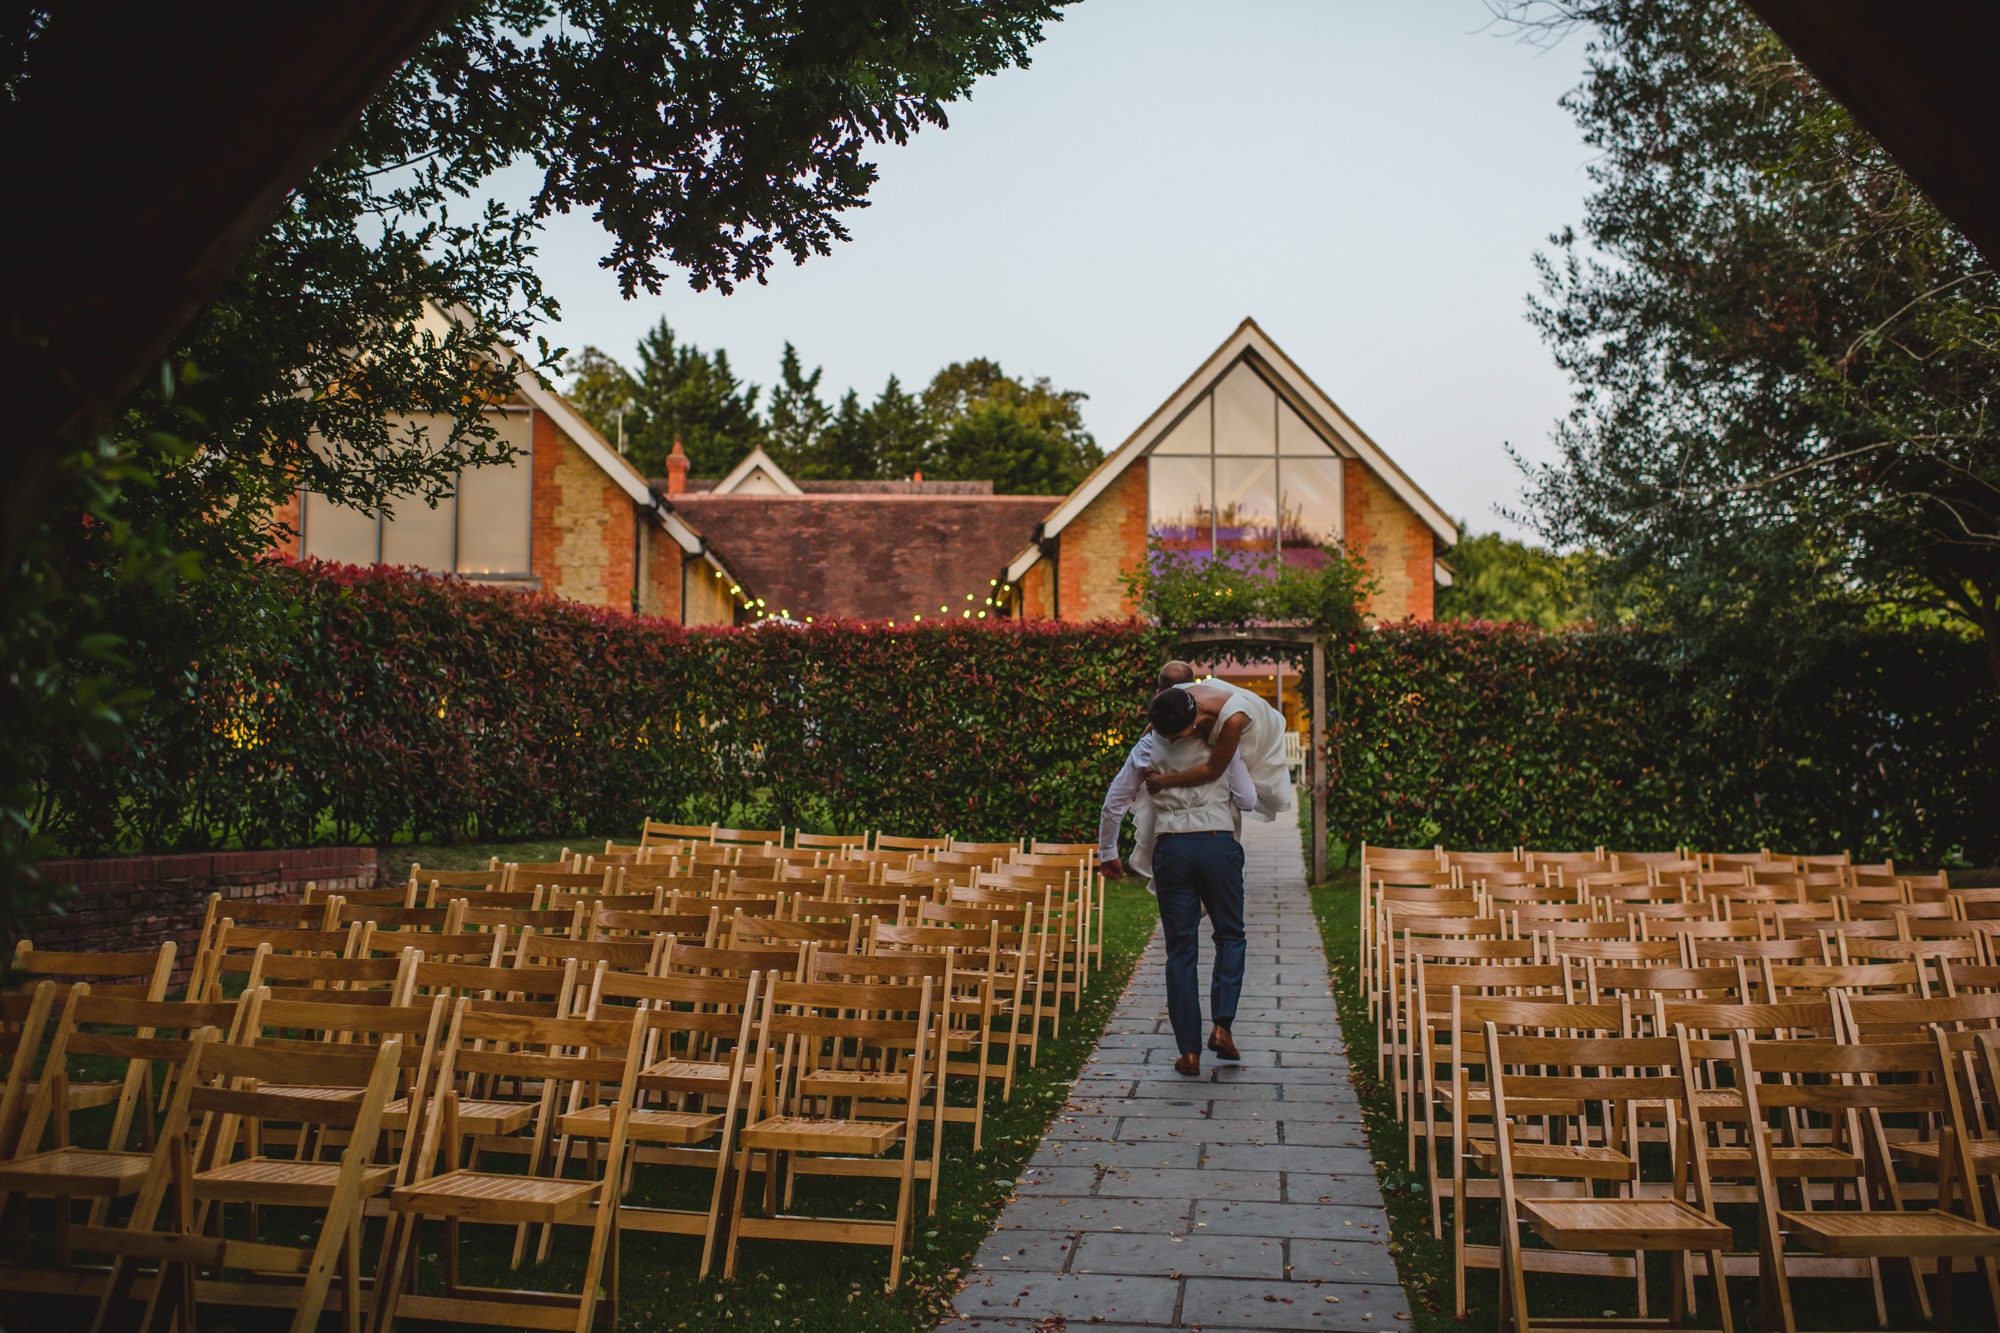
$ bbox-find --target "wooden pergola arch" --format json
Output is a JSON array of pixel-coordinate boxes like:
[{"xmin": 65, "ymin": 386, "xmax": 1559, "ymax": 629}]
[{"xmin": 1172, "ymin": 627, "xmax": 1330, "ymax": 885}]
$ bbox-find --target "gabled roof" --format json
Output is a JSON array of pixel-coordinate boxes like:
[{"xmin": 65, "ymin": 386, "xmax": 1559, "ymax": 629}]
[
  {"xmin": 667, "ymin": 492, "xmax": 1053, "ymax": 623},
  {"xmin": 509, "ymin": 363, "xmax": 718, "ymax": 561},
  {"xmin": 1005, "ymin": 317, "xmax": 1458, "ymax": 582},
  {"xmin": 711, "ymin": 445, "xmax": 803, "ymax": 495}
]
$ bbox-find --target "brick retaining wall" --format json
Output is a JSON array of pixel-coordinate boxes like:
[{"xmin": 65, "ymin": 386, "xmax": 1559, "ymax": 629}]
[{"xmin": 16, "ymin": 846, "xmax": 377, "ymax": 961}]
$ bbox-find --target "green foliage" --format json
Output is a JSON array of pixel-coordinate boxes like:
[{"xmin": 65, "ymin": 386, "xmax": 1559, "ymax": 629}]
[
  {"xmin": 1435, "ymin": 529, "xmax": 1596, "ymax": 628},
  {"xmin": 3, "ymin": 1, "xmax": 1074, "ymax": 918},
  {"xmin": 926, "ymin": 400, "xmax": 1087, "ymax": 496},
  {"xmin": 922, "ymin": 358, "xmax": 1101, "ymax": 494},
  {"xmin": 1325, "ymin": 620, "xmax": 1998, "ymax": 865},
  {"xmin": 1510, "ymin": 0, "xmax": 2000, "ymax": 682},
  {"xmin": 601, "ymin": 319, "xmax": 768, "ymax": 477},
  {"xmin": 765, "ymin": 341, "xmax": 832, "ymax": 470},
  {"xmin": 33, "ymin": 566, "xmax": 1994, "ymax": 872},
  {"xmin": 37, "ymin": 563, "xmax": 1165, "ymax": 856},
  {"xmin": 1122, "ymin": 542, "xmax": 1379, "ymax": 638},
  {"xmin": 566, "ymin": 335, "xmax": 1103, "ymax": 493}
]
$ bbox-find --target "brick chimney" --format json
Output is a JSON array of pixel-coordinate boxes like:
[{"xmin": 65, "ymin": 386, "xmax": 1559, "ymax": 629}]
[{"xmin": 666, "ymin": 437, "xmax": 688, "ymax": 495}]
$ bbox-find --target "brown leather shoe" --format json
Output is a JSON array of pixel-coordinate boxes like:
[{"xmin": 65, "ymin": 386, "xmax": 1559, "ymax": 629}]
[
  {"xmin": 1207, "ymin": 1027, "xmax": 1241, "ymax": 1062},
  {"xmin": 1174, "ymin": 1052, "xmax": 1201, "ymax": 1077}
]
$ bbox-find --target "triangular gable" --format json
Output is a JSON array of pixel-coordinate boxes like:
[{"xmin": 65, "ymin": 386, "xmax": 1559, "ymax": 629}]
[
  {"xmin": 1005, "ymin": 317, "xmax": 1457, "ymax": 581},
  {"xmin": 510, "ymin": 365, "xmax": 725, "ymax": 559},
  {"xmin": 711, "ymin": 446, "xmax": 804, "ymax": 496}
]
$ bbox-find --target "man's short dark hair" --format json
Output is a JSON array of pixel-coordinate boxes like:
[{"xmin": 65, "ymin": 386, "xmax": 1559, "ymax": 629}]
[
  {"xmin": 1157, "ymin": 660, "xmax": 1196, "ymax": 691},
  {"xmin": 1149, "ymin": 687, "xmax": 1198, "ymax": 737}
]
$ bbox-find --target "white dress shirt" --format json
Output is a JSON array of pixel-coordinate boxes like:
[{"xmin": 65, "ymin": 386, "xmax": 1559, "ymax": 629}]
[{"xmin": 1098, "ymin": 731, "xmax": 1257, "ymax": 874}]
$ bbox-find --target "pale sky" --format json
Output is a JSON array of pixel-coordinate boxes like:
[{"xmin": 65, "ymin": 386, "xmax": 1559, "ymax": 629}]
[{"xmin": 527, "ymin": 1, "xmax": 1597, "ymax": 540}]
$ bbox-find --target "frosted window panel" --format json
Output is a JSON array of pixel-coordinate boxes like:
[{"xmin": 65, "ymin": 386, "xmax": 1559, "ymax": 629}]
[
  {"xmin": 1279, "ymin": 457, "xmax": 1344, "ymax": 567},
  {"xmin": 1214, "ymin": 360, "xmax": 1276, "ymax": 455},
  {"xmin": 1215, "ymin": 458, "xmax": 1277, "ymax": 554},
  {"xmin": 1279, "ymin": 396, "xmax": 1336, "ymax": 455},
  {"xmin": 1147, "ymin": 455, "xmax": 1214, "ymax": 554},
  {"xmin": 457, "ymin": 410, "xmax": 534, "ymax": 575},
  {"xmin": 300, "ymin": 489, "xmax": 379, "ymax": 566},
  {"xmin": 380, "ymin": 492, "xmax": 456, "ymax": 572},
  {"xmin": 1151, "ymin": 396, "xmax": 1211, "ymax": 454}
]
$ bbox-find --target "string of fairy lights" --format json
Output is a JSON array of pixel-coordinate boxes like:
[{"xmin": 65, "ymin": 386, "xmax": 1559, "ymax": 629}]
[{"xmin": 709, "ymin": 569, "xmax": 1019, "ymax": 625}]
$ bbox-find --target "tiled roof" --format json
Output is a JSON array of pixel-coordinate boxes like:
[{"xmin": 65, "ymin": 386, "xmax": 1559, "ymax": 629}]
[
  {"xmin": 674, "ymin": 478, "xmax": 996, "ymax": 496},
  {"xmin": 663, "ymin": 494, "xmax": 1055, "ymax": 622}
]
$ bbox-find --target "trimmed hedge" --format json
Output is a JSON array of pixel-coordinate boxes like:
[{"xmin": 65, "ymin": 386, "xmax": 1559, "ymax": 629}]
[
  {"xmin": 42, "ymin": 562, "xmax": 1162, "ymax": 853},
  {"xmin": 1322, "ymin": 621, "xmax": 1999, "ymax": 865},
  {"xmin": 35, "ymin": 564, "xmax": 1999, "ymax": 866}
]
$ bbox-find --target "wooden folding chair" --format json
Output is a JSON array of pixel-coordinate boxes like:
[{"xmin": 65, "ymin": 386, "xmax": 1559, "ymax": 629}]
[
  {"xmin": 79, "ymin": 1026, "xmax": 398, "ymax": 1333},
  {"xmin": 1407, "ymin": 961, "xmax": 1564, "ymax": 1231},
  {"xmin": 408, "ymin": 866, "xmax": 510, "ymax": 904},
  {"xmin": 191, "ymin": 893, "xmax": 341, "ymax": 968},
  {"xmin": 1483, "ymin": 1023, "xmax": 1733, "ymax": 1332},
  {"xmin": 872, "ymin": 834, "xmax": 944, "ymax": 857},
  {"xmin": 729, "ymin": 911, "xmax": 857, "ymax": 954},
  {"xmin": 566, "ymin": 969, "xmax": 760, "ymax": 1276},
  {"xmin": 0, "ymin": 982, "xmax": 56, "ymax": 1160},
  {"xmin": 919, "ymin": 900, "xmax": 1044, "ymax": 1071},
  {"xmin": 11, "ymin": 943, "xmax": 177, "ymax": 1132},
  {"xmin": 1732, "ymin": 1027, "xmax": 2000, "ymax": 1332},
  {"xmin": 811, "ymin": 948, "xmax": 976, "ymax": 1158},
  {"xmin": 513, "ymin": 932, "xmax": 663, "ymax": 977},
  {"xmin": 665, "ymin": 941, "xmax": 807, "ymax": 983},
  {"xmin": 794, "ymin": 831, "xmax": 868, "ymax": 852},
  {"xmin": 872, "ymin": 919, "xmax": 1028, "ymax": 1109},
  {"xmin": 725, "ymin": 977, "xmax": 943, "ymax": 1291},
  {"xmin": 196, "ymin": 924, "xmax": 366, "ymax": 1002},
  {"xmin": 0, "ymin": 989, "xmax": 251, "ymax": 1286},
  {"xmin": 1443, "ymin": 996, "xmax": 1631, "ymax": 1317},
  {"xmin": 590, "ymin": 907, "xmax": 718, "ymax": 950},
  {"xmin": 641, "ymin": 818, "xmax": 714, "ymax": 848},
  {"xmin": 713, "ymin": 825, "xmax": 785, "ymax": 850},
  {"xmin": 374, "ymin": 1007, "xmax": 645, "ymax": 1332}
]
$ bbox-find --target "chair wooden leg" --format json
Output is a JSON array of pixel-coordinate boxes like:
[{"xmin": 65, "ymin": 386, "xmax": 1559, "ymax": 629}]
[
  {"xmin": 723, "ymin": 1139, "xmax": 755, "ymax": 1280},
  {"xmin": 338, "ymin": 1216, "xmax": 362, "ymax": 1333},
  {"xmin": 369, "ymin": 1214, "xmax": 417, "ymax": 1333}
]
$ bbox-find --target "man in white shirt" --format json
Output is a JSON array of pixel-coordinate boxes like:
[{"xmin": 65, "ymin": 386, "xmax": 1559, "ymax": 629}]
[{"xmin": 1098, "ymin": 664, "xmax": 1254, "ymax": 1076}]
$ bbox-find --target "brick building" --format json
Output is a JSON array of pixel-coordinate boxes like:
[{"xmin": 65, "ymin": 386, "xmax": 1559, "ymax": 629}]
[
  {"xmin": 1002, "ymin": 317, "xmax": 1457, "ymax": 625},
  {"xmin": 658, "ymin": 444, "xmax": 1054, "ymax": 624},
  {"xmin": 272, "ymin": 356, "xmax": 743, "ymax": 626}
]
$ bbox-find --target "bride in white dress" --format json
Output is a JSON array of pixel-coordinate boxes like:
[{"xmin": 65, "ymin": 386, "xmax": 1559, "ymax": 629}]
[{"xmin": 1143, "ymin": 680, "xmax": 1294, "ymax": 820}]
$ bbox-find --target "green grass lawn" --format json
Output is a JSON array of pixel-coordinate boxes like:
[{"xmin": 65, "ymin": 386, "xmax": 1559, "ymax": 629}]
[
  {"xmin": 9, "ymin": 858, "xmax": 1162, "ymax": 1333},
  {"xmin": 1307, "ymin": 870, "xmax": 2000, "ymax": 1333}
]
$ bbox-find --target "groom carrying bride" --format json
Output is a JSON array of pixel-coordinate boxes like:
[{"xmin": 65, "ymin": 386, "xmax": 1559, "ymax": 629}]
[{"xmin": 1097, "ymin": 661, "xmax": 1290, "ymax": 1076}]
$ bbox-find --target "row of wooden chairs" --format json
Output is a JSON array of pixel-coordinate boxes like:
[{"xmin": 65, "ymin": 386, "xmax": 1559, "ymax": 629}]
[
  {"xmin": 1357, "ymin": 841, "xmax": 1955, "ymax": 1033},
  {"xmin": 0, "ymin": 826, "xmax": 1112, "ymax": 1327},
  {"xmin": 1469, "ymin": 1010, "xmax": 2000, "ymax": 1332},
  {"xmin": 1356, "ymin": 841, "xmax": 2000, "ymax": 1330}
]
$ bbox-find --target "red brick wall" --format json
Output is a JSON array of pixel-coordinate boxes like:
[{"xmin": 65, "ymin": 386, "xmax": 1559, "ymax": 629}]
[
  {"xmin": 530, "ymin": 411, "xmax": 638, "ymax": 609},
  {"xmin": 16, "ymin": 847, "xmax": 377, "ymax": 964},
  {"xmin": 530, "ymin": 409, "xmax": 563, "ymax": 591},
  {"xmin": 1017, "ymin": 558, "xmax": 1055, "ymax": 621},
  {"xmin": 1056, "ymin": 461, "xmax": 1147, "ymax": 622},
  {"xmin": 641, "ymin": 524, "xmax": 683, "ymax": 621},
  {"xmin": 1343, "ymin": 458, "xmax": 1437, "ymax": 622}
]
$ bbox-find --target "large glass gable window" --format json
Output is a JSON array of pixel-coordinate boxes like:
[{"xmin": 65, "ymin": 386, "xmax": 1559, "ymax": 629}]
[
  {"xmin": 298, "ymin": 409, "xmax": 535, "ymax": 578},
  {"xmin": 1146, "ymin": 358, "xmax": 1342, "ymax": 567}
]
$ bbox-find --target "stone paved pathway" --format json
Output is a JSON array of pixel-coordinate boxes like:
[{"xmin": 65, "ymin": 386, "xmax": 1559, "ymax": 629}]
[{"xmin": 943, "ymin": 806, "xmax": 1407, "ymax": 1331}]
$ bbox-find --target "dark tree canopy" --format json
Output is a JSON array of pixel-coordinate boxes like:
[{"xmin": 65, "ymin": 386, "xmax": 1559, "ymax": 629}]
[
  {"xmin": 1509, "ymin": 0, "xmax": 2000, "ymax": 684},
  {"xmin": 1435, "ymin": 530, "xmax": 1596, "ymax": 630},
  {"xmin": 564, "ymin": 328, "xmax": 1101, "ymax": 493},
  {"xmin": 2, "ymin": 0, "xmax": 1073, "ymax": 912}
]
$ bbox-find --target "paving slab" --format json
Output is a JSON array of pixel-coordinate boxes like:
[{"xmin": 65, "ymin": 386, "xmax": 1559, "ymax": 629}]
[{"xmin": 947, "ymin": 804, "xmax": 1408, "ymax": 1328}]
